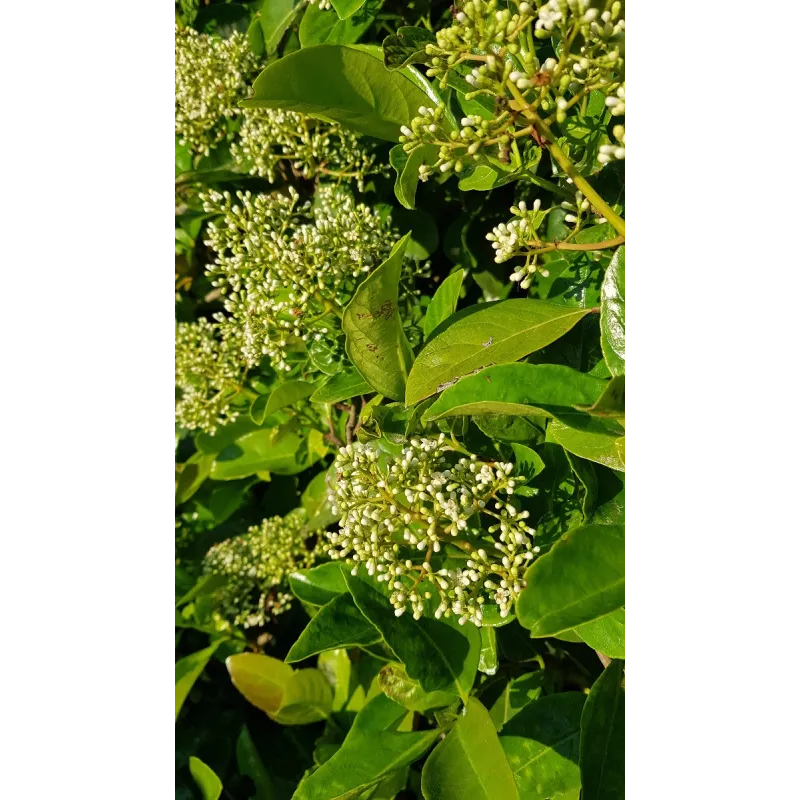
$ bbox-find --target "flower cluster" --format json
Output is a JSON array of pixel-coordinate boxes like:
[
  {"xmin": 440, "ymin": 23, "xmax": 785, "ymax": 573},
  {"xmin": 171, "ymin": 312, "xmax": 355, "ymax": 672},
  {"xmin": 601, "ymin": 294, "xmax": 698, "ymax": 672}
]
[
  {"xmin": 231, "ymin": 108, "xmax": 385, "ymax": 189},
  {"xmin": 203, "ymin": 510, "xmax": 320, "ymax": 628},
  {"xmin": 398, "ymin": 0, "xmax": 625, "ymax": 176},
  {"xmin": 326, "ymin": 437, "xmax": 539, "ymax": 626},
  {"xmin": 201, "ymin": 185, "xmax": 397, "ymax": 372},
  {"xmin": 175, "ymin": 27, "xmax": 260, "ymax": 156},
  {"xmin": 175, "ymin": 318, "xmax": 246, "ymax": 434}
]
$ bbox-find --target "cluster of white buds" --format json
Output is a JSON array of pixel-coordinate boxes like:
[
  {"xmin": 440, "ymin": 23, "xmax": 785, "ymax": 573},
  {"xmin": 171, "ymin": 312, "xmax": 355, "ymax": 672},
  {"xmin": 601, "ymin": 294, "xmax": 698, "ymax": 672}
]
[
  {"xmin": 308, "ymin": 0, "xmax": 332, "ymax": 8},
  {"xmin": 326, "ymin": 437, "xmax": 539, "ymax": 626},
  {"xmin": 174, "ymin": 27, "xmax": 260, "ymax": 156},
  {"xmin": 203, "ymin": 509, "xmax": 320, "ymax": 628},
  {"xmin": 231, "ymin": 108, "xmax": 386, "ymax": 189},
  {"xmin": 598, "ymin": 122, "xmax": 625, "ymax": 165},
  {"xmin": 201, "ymin": 185, "xmax": 396, "ymax": 372},
  {"xmin": 175, "ymin": 318, "xmax": 246, "ymax": 434}
]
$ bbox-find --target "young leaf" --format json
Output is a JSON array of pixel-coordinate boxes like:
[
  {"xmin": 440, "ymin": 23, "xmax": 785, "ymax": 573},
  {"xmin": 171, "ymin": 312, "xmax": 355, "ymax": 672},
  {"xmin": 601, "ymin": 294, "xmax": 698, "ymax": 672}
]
[
  {"xmin": 236, "ymin": 725, "xmax": 278, "ymax": 800},
  {"xmin": 421, "ymin": 698, "xmax": 519, "ymax": 800},
  {"xmin": 499, "ymin": 693, "xmax": 585, "ymax": 799},
  {"xmin": 242, "ymin": 45, "xmax": 437, "ymax": 141},
  {"xmin": 345, "ymin": 573, "xmax": 480, "ymax": 700},
  {"xmin": 382, "ymin": 26, "xmax": 436, "ymax": 69},
  {"xmin": 580, "ymin": 661, "xmax": 625, "ymax": 800},
  {"xmin": 600, "ymin": 246, "xmax": 625, "ymax": 376},
  {"xmin": 389, "ymin": 143, "xmax": 438, "ymax": 209},
  {"xmin": 548, "ymin": 418, "xmax": 626, "ymax": 472},
  {"xmin": 285, "ymin": 593, "xmax": 381, "ymax": 662},
  {"xmin": 422, "ymin": 364, "xmax": 608, "ymax": 425},
  {"xmin": 423, "ymin": 270, "xmax": 464, "ymax": 338},
  {"xmin": 189, "ymin": 757, "xmax": 223, "ymax": 800},
  {"xmin": 176, "ymin": 641, "xmax": 222, "ymax": 721},
  {"xmin": 226, "ymin": 653, "xmax": 333, "ymax": 725},
  {"xmin": 575, "ymin": 608, "xmax": 625, "ymax": 659},
  {"xmin": 405, "ymin": 300, "xmax": 594, "ymax": 405},
  {"xmin": 293, "ymin": 694, "xmax": 439, "ymax": 800},
  {"xmin": 516, "ymin": 524, "xmax": 624, "ymax": 636},
  {"xmin": 343, "ymin": 233, "xmax": 414, "ymax": 401},
  {"xmin": 310, "ymin": 368, "xmax": 371, "ymax": 404}
]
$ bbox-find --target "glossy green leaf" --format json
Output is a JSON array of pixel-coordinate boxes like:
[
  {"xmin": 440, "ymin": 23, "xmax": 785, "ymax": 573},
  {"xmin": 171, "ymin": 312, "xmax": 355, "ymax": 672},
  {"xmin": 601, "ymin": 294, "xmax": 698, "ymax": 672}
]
[
  {"xmin": 176, "ymin": 641, "xmax": 222, "ymax": 721},
  {"xmin": 405, "ymin": 300, "xmax": 594, "ymax": 405},
  {"xmin": 600, "ymin": 246, "xmax": 625, "ymax": 376},
  {"xmin": 343, "ymin": 233, "xmax": 414, "ymax": 401},
  {"xmin": 317, "ymin": 648, "xmax": 352, "ymax": 711},
  {"xmin": 382, "ymin": 26, "xmax": 435, "ymax": 69},
  {"xmin": 378, "ymin": 662, "xmax": 457, "ymax": 712},
  {"xmin": 500, "ymin": 693, "xmax": 585, "ymax": 799},
  {"xmin": 423, "ymin": 364, "xmax": 607, "ymax": 426},
  {"xmin": 289, "ymin": 562, "xmax": 349, "ymax": 607},
  {"xmin": 345, "ymin": 573, "xmax": 480, "ymax": 700},
  {"xmin": 424, "ymin": 270, "xmax": 464, "ymax": 338},
  {"xmin": 517, "ymin": 524, "xmax": 625, "ymax": 636},
  {"xmin": 190, "ymin": 757, "xmax": 223, "ymax": 800},
  {"xmin": 510, "ymin": 443, "xmax": 546, "ymax": 483},
  {"xmin": 331, "ymin": 0, "xmax": 366, "ymax": 18},
  {"xmin": 478, "ymin": 627, "xmax": 499, "ymax": 675},
  {"xmin": 577, "ymin": 374, "xmax": 625, "ymax": 418},
  {"xmin": 226, "ymin": 653, "xmax": 333, "ymax": 724},
  {"xmin": 263, "ymin": 381, "xmax": 316, "ymax": 419},
  {"xmin": 286, "ymin": 593, "xmax": 381, "ymax": 662},
  {"xmin": 299, "ymin": 0, "xmax": 379, "ymax": 47},
  {"xmin": 236, "ymin": 725, "xmax": 278, "ymax": 800},
  {"xmin": 293, "ymin": 694, "xmax": 439, "ymax": 800},
  {"xmin": 575, "ymin": 609, "xmax": 625, "ymax": 659},
  {"xmin": 259, "ymin": 0, "xmax": 300, "ymax": 54},
  {"xmin": 548, "ymin": 418, "xmax": 625, "ymax": 472},
  {"xmin": 176, "ymin": 450, "xmax": 215, "ymax": 504},
  {"xmin": 489, "ymin": 672, "xmax": 545, "ymax": 729},
  {"xmin": 421, "ymin": 698, "xmax": 519, "ymax": 800},
  {"xmin": 242, "ymin": 45, "xmax": 436, "ymax": 141},
  {"xmin": 580, "ymin": 661, "xmax": 625, "ymax": 800},
  {"xmin": 310, "ymin": 368, "xmax": 371, "ymax": 404},
  {"xmin": 211, "ymin": 427, "xmax": 308, "ymax": 479},
  {"xmin": 389, "ymin": 143, "xmax": 437, "ymax": 210}
]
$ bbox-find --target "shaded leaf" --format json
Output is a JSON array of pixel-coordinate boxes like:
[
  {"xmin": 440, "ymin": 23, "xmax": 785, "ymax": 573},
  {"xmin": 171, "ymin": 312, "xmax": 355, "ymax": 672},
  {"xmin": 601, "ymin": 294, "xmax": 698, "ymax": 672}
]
[
  {"xmin": 389, "ymin": 143, "xmax": 437, "ymax": 210},
  {"xmin": 310, "ymin": 368, "xmax": 371, "ymax": 404},
  {"xmin": 176, "ymin": 451, "xmax": 215, "ymax": 505},
  {"xmin": 176, "ymin": 641, "xmax": 222, "ymax": 721},
  {"xmin": 190, "ymin": 757, "xmax": 223, "ymax": 800},
  {"xmin": 382, "ymin": 26, "xmax": 436, "ymax": 70},
  {"xmin": 424, "ymin": 270, "xmax": 464, "ymax": 338},
  {"xmin": 331, "ymin": 0, "xmax": 367, "ymax": 18},
  {"xmin": 548, "ymin": 418, "xmax": 625, "ymax": 472},
  {"xmin": 289, "ymin": 562, "xmax": 349, "ymax": 608},
  {"xmin": 237, "ymin": 725, "xmax": 278, "ymax": 800},
  {"xmin": 299, "ymin": 0, "xmax": 380, "ymax": 47},
  {"xmin": 259, "ymin": 0, "xmax": 300, "ymax": 54},
  {"xmin": 378, "ymin": 662, "xmax": 457, "ymax": 712},
  {"xmin": 600, "ymin": 246, "xmax": 625, "ymax": 376},
  {"xmin": 211, "ymin": 427, "xmax": 309, "ymax": 479},
  {"xmin": 575, "ymin": 609, "xmax": 625, "ymax": 659}
]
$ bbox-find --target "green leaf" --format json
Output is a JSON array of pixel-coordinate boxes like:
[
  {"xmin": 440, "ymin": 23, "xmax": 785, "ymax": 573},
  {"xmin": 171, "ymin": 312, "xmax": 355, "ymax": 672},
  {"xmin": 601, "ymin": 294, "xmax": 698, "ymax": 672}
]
[
  {"xmin": 331, "ymin": 0, "xmax": 366, "ymax": 18},
  {"xmin": 489, "ymin": 672, "xmax": 545, "ymax": 729},
  {"xmin": 261, "ymin": 380, "xmax": 316, "ymax": 420},
  {"xmin": 421, "ymin": 698, "xmax": 519, "ymax": 800},
  {"xmin": 405, "ymin": 300, "xmax": 593, "ymax": 405},
  {"xmin": 424, "ymin": 270, "xmax": 464, "ymax": 339},
  {"xmin": 211, "ymin": 427, "xmax": 309, "ymax": 479},
  {"xmin": 286, "ymin": 594, "xmax": 381, "ymax": 662},
  {"xmin": 236, "ymin": 725, "xmax": 278, "ymax": 800},
  {"xmin": 345, "ymin": 573, "xmax": 480, "ymax": 701},
  {"xmin": 242, "ymin": 45, "xmax": 437, "ymax": 141},
  {"xmin": 499, "ymin": 693, "xmax": 585, "ymax": 799},
  {"xmin": 378, "ymin": 662, "xmax": 457, "ymax": 712},
  {"xmin": 575, "ymin": 609, "xmax": 625, "ymax": 659},
  {"xmin": 576, "ymin": 374, "xmax": 625, "ymax": 419},
  {"xmin": 580, "ymin": 661, "xmax": 625, "ymax": 800},
  {"xmin": 176, "ymin": 451, "xmax": 215, "ymax": 505},
  {"xmin": 510, "ymin": 443, "xmax": 546, "ymax": 483},
  {"xmin": 293, "ymin": 694, "xmax": 439, "ymax": 800},
  {"xmin": 299, "ymin": 0, "xmax": 380, "ymax": 46},
  {"xmin": 516, "ymin": 524, "xmax": 625, "ymax": 636},
  {"xmin": 389, "ymin": 143, "xmax": 438, "ymax": 210},
  {"xmin": 189, "ymin": 757, "xmax": 223, "ymax": 800},
  {"xmin": 382, "ymin": 26, "xmax": 436, "ymax": 70},
  {"xmin": 226, "ymin": 653, "xmax": 333, "ymax": 725},
  {"xmin": 478, "ymin": 627, "xmax": 499, "ymax": 675},
  {"xmin": 289, "ymin": 562, "xmax": 349, "ymax": 607},
  {"xmin": 343, "ymin": 233, "xmax": 414, "ymax": 401},
  {"xmin": 310, "ymin": 368, "xmax": 372, "ymax": 404},
  {"xmin": 176, "ymin": 641, "xmax": 222, "ymax": 721},
  {"xmin": 422, "ymin": 364, "xmax": 607, "ymax": 426},
  {"xmin": 259, "ymin": 0, "xmax": 300, "ymax": 54},
  {"xmin": 548, "ymin": 418, "xmax": 625, "ymax": 472},
  {"xmin": 600, "ymin": 246, "xmax": 625, "ymax": 376}
]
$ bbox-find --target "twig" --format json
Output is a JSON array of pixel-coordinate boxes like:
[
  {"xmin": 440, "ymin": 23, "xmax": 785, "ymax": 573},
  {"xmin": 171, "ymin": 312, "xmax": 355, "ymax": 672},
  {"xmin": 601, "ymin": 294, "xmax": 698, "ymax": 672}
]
[
  {"xmin": 345, "ymin": 403, "xmax": 358, "ymax": 445},
  {"xmin": 596, "ymin": 650, "xmax": 612, "ymax": 668}
]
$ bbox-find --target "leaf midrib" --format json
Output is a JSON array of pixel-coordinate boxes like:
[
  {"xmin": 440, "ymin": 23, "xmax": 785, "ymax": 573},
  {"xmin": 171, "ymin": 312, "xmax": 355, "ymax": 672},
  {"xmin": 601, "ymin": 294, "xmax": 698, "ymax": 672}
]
[{"xmin": 530, "ymin": 576, "xmax": 625, "ymax": 634}]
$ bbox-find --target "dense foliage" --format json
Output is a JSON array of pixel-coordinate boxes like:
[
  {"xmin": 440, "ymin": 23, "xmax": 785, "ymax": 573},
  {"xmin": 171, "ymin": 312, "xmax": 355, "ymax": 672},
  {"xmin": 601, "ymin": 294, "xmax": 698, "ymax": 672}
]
[{"xmin": 175, "ymin": 1, "xmax": 625, "ymax": 798}]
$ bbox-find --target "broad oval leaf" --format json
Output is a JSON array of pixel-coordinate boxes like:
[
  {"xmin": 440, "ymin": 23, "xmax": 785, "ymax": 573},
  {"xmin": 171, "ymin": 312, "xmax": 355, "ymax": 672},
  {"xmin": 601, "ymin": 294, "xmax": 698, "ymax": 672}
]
[
  {"xmin": 548, "ymin": 418, "xmax": 625, "ymax": 472},
  {"xmin": 345, "ymin": 573, "xmax": 480, "ymax": 701},
  {"xmin": 405, "ymin": 300, "xmax": 594, "ymax": 405},
  {"xmin": 226, "ymin": 653, "xmax": 332, "ymax": 725},
  {"xmin": 190, "ymin": 757, "xmax": 223, "ymax": 800},
  {"xmin": 421, "ymin": 698, "xmax": 519, "ymax": 800},
  {"xmin": 575, "ymin": 608, "xmax": 625, "ymax": 659},
  {"xmin": 293, "ymin": 694, "xmax": 439, "ymax": 800},
  {"xmin": 242, "ymin": 45, "xmax": 436, "ymax": 141},
  {"xmin": 378, "ymin": 662, "xmax": 456, "ymax": 712},
  {"xmin": 516, "ymin": 524, "xmax": 625, "ymax": 636},
  {"xmin": 211, "ymin": 427, "xmax": 309, "ymax": 479},
  {"xmin": 176, "ymin": 641, "xmax": 222, "ymax": 721},
  {"xmin": 580, "ymin": 661, "xmax": 625, "ymax": 800},
  {"xmin": 600, "ymin": 246, "xmax": 625, "ymax": 376},
  {"xmin": 262, "ymin": 380, "xmax": 316, "ymax": 419},
  {"xmin": 310, "ymin": 368, "xmax": 372, "ymax": 404},
  {"xmin": 286, "ymin": 593, "xmax": 380, "ymax": 662},
  {"xmin": 423, "ymin": 270, "xmax": 464, "ymax": 338},
  {"xmin": 422, "ymin": 364, "xmax": 608, "ymax": 425},
  {"xmin": 343, "ymin": 233, "xmax": 414, "ymax": 401},
  {"xmin": 499, "ymin": 693, "xmax": 585, "ymax": 799},
  {"xmin": 289, "ymin": 562, "xmax": 349, "ymax": 607},
  {"xmin": 299, "ymin": 0, "xmax": 379, "ymax": 47}
]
